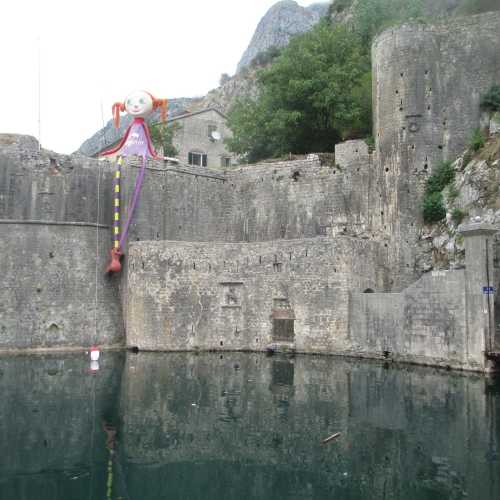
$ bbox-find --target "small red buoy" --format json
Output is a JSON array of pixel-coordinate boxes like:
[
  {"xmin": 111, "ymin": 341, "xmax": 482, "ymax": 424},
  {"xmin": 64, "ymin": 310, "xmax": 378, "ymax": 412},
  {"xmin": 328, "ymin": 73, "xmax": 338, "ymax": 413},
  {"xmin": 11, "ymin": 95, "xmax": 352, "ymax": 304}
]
[
  {"xmin": 90, "ymin": 345, "xmax": 100, "ymax": 361},
  {"xmin": 105, "ymin": 248, "xmax": 123, "ymax": 274}
]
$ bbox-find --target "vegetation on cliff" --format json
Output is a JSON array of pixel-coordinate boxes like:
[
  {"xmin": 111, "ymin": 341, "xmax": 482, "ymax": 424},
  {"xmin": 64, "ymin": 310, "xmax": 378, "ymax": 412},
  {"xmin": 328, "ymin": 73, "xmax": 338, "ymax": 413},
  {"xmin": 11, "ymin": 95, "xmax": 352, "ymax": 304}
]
[
  {"xmin": 227, "ymin": 0, "xmax": 426, "ymax": 162},
  {"xmin": 419, "ymin": 132, "xmax": 500, "ymax": 271},
  {"xmin": 226, "ymin": 22, "xmax": 371, "ymax": 162},
  {"xmin": 423, "ymin": 161, "xmax": 455, "ymax": 224},
  {"xmin": 481, "ymin": 85, "xmax": 500, "ymax": 112},
  {"xmin": 226, "ymin": 0, "xmax": 500, "ymax": 162}
]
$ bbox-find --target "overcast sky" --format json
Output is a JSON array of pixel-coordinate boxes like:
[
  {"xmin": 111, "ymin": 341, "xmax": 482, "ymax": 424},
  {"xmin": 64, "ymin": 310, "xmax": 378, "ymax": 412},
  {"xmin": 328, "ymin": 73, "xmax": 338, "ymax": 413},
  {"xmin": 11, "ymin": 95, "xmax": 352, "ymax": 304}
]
[{"xmin": 0, "ymin": 0, "xmax": 315, "ymax": 154}]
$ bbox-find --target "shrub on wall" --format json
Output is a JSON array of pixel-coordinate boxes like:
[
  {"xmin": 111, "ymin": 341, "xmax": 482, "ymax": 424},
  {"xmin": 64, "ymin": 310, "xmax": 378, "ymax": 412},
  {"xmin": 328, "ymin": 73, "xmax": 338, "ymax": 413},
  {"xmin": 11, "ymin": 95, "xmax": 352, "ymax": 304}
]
[
  {"xmin": 447, "ymin": 185, "xmax": 460, "ymax": 202},
  {"xmin": 423, "ymin": 192, "xmax": 446, "ymax": 223},
  {"xmin": 422, "ymin": 160, "xmax": 455, "ymax": 224},
  {"xmin": 468, "ymin": 128, "xmax": 485, "ymax": 152},
  {"xmin": 451, "ymin": 208, "xmax": 468, "ymax": 225},
  {"xmin": 481, "ymin": 84, "xmax": 500, "ymax": 112},
  {"xmin": 426, "ymin": 160, "xmax": 455, "ymax": 193}
]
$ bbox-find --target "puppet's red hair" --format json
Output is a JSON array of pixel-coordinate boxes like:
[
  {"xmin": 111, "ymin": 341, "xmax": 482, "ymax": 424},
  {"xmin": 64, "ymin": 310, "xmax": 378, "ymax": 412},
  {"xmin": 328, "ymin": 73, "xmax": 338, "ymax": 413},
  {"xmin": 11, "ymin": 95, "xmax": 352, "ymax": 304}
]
[
  {"xmin": 112, "ymin": 102, "xmax": 126, "ymax": 128},
  {"xmin": 152, "ymin": 97, "xmax": 168, "ymax": 123}
]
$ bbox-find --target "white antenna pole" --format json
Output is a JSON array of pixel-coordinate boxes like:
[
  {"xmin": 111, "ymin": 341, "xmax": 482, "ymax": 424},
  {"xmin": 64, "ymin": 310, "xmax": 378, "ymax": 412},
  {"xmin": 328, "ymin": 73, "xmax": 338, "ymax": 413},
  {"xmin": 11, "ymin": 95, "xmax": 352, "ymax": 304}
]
[
  {"xmin": 100, "ymin": 99, "xmax": 106, "ymax": 148},
  {"xmin": 37, "ymin": 36, "xmax": 41, "ymax": 151}
]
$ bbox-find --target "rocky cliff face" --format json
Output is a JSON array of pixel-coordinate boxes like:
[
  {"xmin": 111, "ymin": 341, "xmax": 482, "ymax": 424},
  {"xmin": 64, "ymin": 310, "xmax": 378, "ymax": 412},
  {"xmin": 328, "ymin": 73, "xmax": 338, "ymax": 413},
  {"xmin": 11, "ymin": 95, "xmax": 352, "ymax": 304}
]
[
  {"xmin": 236, "ymin": 1, "xmax": 328, "ymax": 72},
  {"xmin": 418, "ymin": 127, "xmax": 500, "ymax": 274},
  {"xmin": 198, "ymin": 70, "xmax": 260, "ymax": 115}
]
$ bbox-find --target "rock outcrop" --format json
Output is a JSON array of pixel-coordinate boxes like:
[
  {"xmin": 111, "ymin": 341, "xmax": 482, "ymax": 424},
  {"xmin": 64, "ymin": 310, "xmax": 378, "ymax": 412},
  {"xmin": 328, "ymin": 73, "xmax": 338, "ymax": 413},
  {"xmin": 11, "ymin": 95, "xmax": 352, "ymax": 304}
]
[
  {"xmin": 236, "ymin": 1, "xmax": 328, "ymax": 72},
  {"xmin": 199, "ymin": 70, "xmax": 260, "ymax": 115},
  {"xmin": 418, "ymin": 131, "xmax": 500, "ymax": 274}
]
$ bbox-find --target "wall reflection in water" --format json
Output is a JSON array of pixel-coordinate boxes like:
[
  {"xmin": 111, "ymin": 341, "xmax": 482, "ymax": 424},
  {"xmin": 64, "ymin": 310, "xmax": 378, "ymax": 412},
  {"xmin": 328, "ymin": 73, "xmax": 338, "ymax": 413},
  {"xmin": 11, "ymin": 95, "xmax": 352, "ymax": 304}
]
[{"xmin": 0, "ymin": 351, "xmax": 499, "ymax": 499}]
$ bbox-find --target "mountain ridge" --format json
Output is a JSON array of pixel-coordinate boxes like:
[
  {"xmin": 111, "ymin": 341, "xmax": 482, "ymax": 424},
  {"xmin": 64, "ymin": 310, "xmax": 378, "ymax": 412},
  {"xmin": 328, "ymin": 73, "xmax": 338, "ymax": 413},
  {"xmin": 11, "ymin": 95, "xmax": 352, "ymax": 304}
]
[{"xmin": 237, "ymin": 1, "xmax": 329, "ymax": 72}]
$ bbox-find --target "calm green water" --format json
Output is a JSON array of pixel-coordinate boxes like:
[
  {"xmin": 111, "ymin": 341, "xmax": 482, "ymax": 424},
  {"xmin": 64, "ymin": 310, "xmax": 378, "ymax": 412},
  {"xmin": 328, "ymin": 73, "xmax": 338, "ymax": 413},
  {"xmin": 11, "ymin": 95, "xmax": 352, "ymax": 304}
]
[{"xmin": 0, "ymin": 352, "xmax": 498, "ymax": 500}]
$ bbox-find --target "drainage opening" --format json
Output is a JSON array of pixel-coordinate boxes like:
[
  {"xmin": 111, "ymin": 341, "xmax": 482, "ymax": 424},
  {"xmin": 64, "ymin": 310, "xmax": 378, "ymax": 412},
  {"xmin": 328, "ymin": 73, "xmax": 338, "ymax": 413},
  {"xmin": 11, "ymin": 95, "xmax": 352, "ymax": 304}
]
[
  {"xmin": 272, "ymin": 319, "xmax": 295, "ymax": 342},
  {"xmin": 47, "ymin": 323, "xmax": 60, "ymax": 334}
]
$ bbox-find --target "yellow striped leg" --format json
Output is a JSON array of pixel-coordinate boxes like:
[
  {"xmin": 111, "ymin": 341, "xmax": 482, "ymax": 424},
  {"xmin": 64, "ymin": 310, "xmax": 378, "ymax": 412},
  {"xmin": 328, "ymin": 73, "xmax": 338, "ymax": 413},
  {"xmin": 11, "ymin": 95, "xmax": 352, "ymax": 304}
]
[{"xmin": 113, "ymin": 157, "xmax": 123, "ymax": 249}]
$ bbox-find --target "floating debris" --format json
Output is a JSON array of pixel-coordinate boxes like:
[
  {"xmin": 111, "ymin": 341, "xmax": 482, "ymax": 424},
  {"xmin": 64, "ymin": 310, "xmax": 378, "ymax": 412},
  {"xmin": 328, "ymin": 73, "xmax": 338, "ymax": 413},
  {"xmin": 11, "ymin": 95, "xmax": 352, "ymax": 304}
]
[{"xmin": 321, "ymin": 432, "xmax": 341, "ymax": 445}]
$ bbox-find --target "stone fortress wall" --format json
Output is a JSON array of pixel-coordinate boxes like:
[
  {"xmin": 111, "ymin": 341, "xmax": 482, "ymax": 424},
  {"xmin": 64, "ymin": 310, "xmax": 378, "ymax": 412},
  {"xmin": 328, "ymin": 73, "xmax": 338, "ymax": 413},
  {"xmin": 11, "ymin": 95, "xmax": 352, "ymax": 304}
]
[
  {"xmin": 0, "ymin": 134, "xmax": 377, "ymax": 352},
  {"xmin": 125, "ymin": 237, "xmax": 385, "ymax": 354},
  {"xmin": 350, "ymin": 223, "xmax": 497, "ymax": 372},
  {"xmin": 121, "ymin": 143, "xmax": 376, "ymax": 246},
  {"xmin": 0, "ymin": 136, "xmax": 123, "ymax": 350},
  {"xmin": 125, "ymin": 12, "xmax": 500, "ymax": 371},
  {"xmin": 1, "ymin": 13, "xmax": 500, "ymax": 371},
  {"xmin": 227, "ymin": 141, "xmax": 376, "ymax": 242},
  {"xmin": 372, "ymin": 12, "xmax": 500, "ymax": 288}
]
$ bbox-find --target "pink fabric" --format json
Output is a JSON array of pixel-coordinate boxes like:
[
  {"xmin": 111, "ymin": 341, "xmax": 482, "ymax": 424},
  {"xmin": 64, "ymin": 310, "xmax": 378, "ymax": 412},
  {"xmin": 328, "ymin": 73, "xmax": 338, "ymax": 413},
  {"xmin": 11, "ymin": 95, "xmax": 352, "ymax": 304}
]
[{"xmin": 100, "ymin": 118, "xmax": 159, "ymax": 159}]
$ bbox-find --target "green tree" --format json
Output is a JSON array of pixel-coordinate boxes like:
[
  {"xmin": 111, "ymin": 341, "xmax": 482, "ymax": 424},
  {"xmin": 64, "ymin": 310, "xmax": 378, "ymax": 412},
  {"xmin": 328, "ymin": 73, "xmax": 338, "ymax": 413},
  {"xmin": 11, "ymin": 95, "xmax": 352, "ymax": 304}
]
[
  {"xmin": 481, "ymin": 84, "xmax": 500, "ymax": 112},
  {"xmin": 149, "ymin": 122, "xmax": 180, "ymax": 157},
  {"xmin": 329, "ymin": 0, "xmax": 353, "ymax": 16},
  {"xmin": 249, "ymin": 46, "xmax": 282, "ymax": 68},
  {"xmin": 354, "ymin": 0, "xmax": 425, "ymax": 45},
  {"xmin": 226, "ymin": 22, "xmax": 372, "ymax": 162}
]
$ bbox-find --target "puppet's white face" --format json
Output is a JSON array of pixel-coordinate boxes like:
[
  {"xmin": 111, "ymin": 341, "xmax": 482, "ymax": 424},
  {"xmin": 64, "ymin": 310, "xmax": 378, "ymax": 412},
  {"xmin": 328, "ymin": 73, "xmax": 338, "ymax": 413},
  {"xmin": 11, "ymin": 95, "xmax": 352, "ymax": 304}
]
[{"xmin": 124, "ymin": 91, "xmax": 153, "ymax": 117}]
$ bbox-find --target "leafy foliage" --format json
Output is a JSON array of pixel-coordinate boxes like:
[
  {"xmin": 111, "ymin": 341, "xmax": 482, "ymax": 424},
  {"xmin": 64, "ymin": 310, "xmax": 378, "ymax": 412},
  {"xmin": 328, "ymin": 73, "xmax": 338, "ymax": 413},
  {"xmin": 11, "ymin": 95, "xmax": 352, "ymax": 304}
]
[
  {"xmin": 423, "ymin": 192, "xmax": 446, "ymax": 224},
  {"xmin": 468, "ymin": 128, "xmax": 485, "ymax": 152},
  {"xmin": 249, "ymin": 46, "xmax": 282, "ymax": 68},
  {"xmin": 329, "ymin": 0, "xmax": 354, "ymax": 15},
  {"xmin": 226, "ymin": 22, "xmax": 372, "ymax": 162},
  {"xmin": 149, "ymin": 122, "xmax": 180, "ymax": 157},
  {"xmin": 447, "ymin": 184, "xmax": 460, "ymax": 202},
  {"xmin": 481, "ymin": 84, "xmax": 500, "ymax": 112},
  {"xmin": 451, "ymin": 208, "xmax": 467, "ymax": 225},
  {"xmin": 227, "ymin": 0, "xmax": 434, "ymax": 162},
  {"xmin": 422, "ymin": 161, "xmax": 456, "ymax": 224},
  {"xmin": 426, "ymin": 161, "xmax": 455, "ymax": 193},
  {"xmin": 364, "ymin": 135, "xmax": 375, "ymax": 152},
  {"xmin": 227, "ymin": 0, "xmax": 496, "ymax": 163},
  {"xmin": 353, "ymin": 0, "xmax": 425, "ymax": 45}
]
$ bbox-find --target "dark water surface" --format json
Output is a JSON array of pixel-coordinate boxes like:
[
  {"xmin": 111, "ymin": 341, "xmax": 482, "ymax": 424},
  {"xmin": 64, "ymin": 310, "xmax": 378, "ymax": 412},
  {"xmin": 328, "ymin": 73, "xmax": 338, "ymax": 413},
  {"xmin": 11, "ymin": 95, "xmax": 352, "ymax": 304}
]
[{"xmin": 0, "ymin": 352, "xmax": 499, "ymax": 500}]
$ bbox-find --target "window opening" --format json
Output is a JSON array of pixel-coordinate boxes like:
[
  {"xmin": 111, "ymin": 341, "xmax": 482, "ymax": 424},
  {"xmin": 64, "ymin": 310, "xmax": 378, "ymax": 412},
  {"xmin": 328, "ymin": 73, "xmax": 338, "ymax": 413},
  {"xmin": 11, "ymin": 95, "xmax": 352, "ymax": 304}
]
[{"xmin": 188, "ymin": 152, "xmax": 208, "ymax": 167}]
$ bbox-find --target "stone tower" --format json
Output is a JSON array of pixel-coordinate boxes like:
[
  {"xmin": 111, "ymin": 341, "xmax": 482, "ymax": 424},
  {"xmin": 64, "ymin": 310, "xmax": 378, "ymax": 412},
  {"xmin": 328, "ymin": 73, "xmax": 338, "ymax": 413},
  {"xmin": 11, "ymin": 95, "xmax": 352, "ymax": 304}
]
[{"xmin": 372, "ymin": 12, "xmax": 500, "ymax": 288}]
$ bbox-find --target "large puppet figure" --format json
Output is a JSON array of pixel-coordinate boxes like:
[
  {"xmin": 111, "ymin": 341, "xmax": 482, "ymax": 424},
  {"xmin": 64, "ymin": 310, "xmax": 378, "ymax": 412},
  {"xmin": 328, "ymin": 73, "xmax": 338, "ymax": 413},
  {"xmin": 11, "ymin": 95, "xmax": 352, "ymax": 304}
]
[{"xmin": 100, "ymin": 90, "xmax": 167, "ymax": 274}]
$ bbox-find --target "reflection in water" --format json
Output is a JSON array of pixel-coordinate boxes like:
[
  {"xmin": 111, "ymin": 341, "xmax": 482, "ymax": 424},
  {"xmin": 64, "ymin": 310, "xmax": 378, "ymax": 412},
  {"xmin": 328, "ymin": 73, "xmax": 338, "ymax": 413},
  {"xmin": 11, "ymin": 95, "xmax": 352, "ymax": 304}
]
[{"xmin": 0, "ymin": 352, "xmax": 499, "ymax": 499}]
